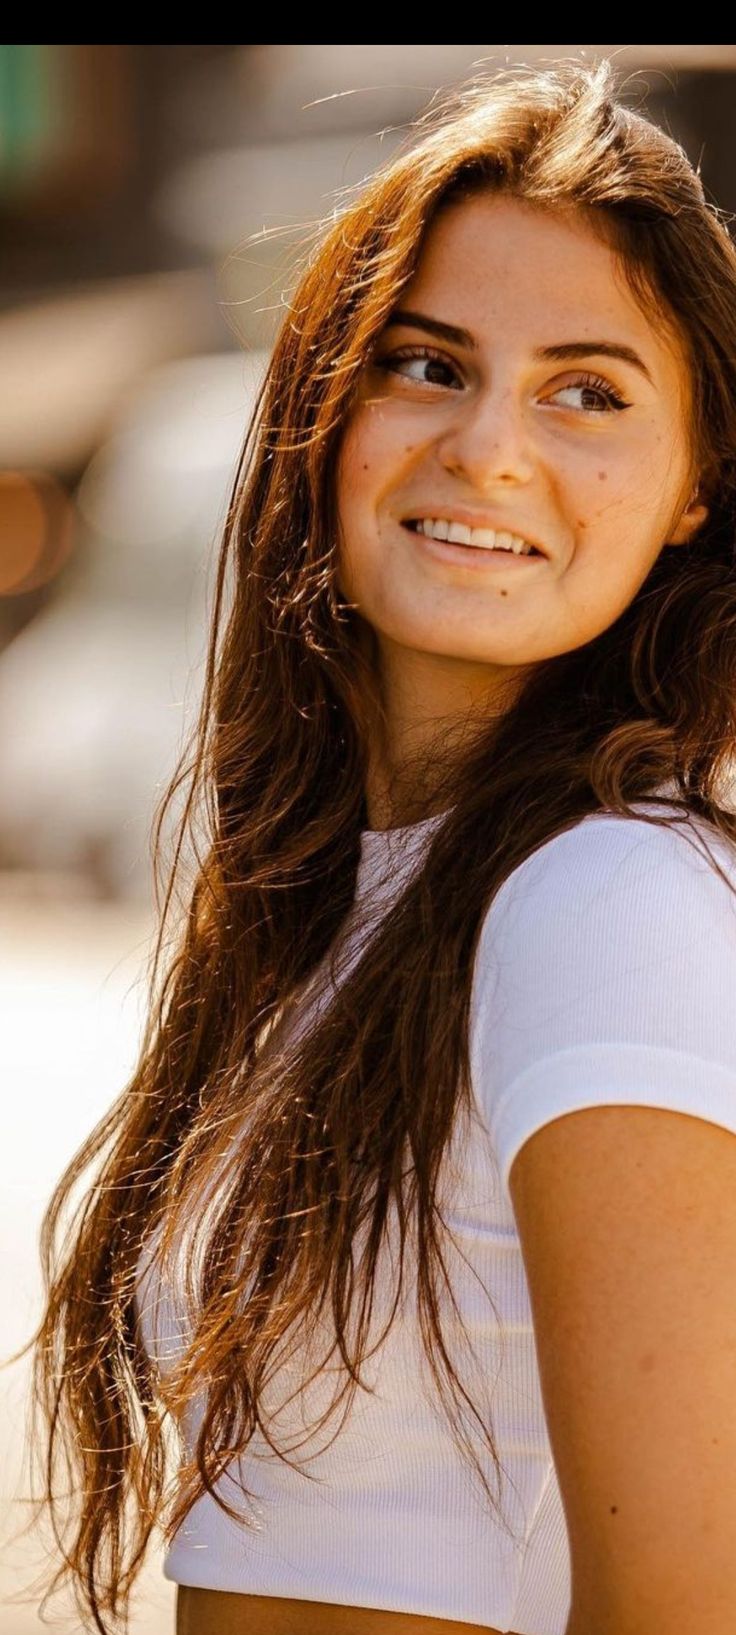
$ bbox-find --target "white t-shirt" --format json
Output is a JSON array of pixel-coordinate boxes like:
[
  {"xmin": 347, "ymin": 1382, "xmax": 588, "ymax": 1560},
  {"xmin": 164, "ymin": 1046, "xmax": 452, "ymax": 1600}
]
[{"xmin": 134, "ymin": 788, "xmax": 736, "ymax": 1635}]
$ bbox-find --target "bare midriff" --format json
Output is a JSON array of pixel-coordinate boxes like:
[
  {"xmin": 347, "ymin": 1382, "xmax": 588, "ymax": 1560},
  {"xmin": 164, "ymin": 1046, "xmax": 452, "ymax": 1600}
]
[{"xmin": 176, "ymin": 1588, "xmax": 517, "ymax": 1635}]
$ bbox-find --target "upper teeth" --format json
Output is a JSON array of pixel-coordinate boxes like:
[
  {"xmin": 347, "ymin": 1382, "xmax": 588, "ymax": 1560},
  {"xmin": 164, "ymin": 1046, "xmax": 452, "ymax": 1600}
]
[{"xmin": 415, "ymin": 519, "xmax": 538, "ymax": 555}]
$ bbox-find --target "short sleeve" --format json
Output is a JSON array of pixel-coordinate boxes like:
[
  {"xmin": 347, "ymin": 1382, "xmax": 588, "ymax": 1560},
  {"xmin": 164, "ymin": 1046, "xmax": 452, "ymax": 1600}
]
[{"xmin": 469, "ymin": 814, "xmax": 736, "ymax": 1211}]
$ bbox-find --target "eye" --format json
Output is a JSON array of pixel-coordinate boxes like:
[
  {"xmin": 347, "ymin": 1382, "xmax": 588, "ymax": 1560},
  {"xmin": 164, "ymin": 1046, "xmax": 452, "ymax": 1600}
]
[
  {"xmin": 546, "ymin": 374, "xmax": 631, "ymax": 414},
  {"xmin": 373, "ymin": 345, "xmax": 463, "ymax": 390}
]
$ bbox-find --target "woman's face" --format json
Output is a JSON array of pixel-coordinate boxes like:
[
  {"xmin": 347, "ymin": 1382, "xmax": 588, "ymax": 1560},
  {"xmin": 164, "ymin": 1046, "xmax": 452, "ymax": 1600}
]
[{"xmin": 335, "ymin": 193, "xmax": 708, "ymax": 720}]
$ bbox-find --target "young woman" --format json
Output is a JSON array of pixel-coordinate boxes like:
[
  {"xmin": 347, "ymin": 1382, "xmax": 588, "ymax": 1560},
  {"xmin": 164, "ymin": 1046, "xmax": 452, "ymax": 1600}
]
[{"xmin": 19, "ymin": 57, "xmax": 736, "ymax": 1635}]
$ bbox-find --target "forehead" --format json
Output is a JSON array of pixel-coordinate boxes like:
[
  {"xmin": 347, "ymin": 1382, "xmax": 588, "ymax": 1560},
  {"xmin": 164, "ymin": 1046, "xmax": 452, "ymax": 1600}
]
[{"xmin": 402, "ymin": 192, "xmax": 688, "ymax": 395}]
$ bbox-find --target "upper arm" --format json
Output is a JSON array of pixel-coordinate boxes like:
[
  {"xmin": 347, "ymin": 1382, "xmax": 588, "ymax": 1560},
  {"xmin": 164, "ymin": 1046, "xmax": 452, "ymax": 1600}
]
[
  {"xmin": 509, "ymin": 1101, "xmax": 736, "ymax": 1631},
  {"xmin": 479, "ymin": 816, "xmax": 736, "ymax": 1630}
]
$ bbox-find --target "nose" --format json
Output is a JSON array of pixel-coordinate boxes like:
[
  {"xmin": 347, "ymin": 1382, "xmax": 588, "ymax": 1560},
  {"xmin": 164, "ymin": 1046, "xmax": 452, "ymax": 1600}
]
[{"xmin": 435, "ymin": 385, "xmax": 536, "ymax": 489}]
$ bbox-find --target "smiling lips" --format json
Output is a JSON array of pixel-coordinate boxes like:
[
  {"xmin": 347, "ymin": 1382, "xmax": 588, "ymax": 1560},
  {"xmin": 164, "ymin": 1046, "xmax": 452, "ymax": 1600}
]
[
  {"xmin": 409, "ymin": 518, "xmax": 541, "ymax": 556},
  {"xmin": 402, "ymin": 517, "xmax": 546, "ymax": 565}
]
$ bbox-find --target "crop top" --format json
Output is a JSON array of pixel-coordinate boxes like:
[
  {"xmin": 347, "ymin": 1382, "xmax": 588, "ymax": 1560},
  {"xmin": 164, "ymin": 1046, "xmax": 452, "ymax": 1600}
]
[{"xmin": 134, "ymin": 785, "xmax": 736, "ymax": 1634}]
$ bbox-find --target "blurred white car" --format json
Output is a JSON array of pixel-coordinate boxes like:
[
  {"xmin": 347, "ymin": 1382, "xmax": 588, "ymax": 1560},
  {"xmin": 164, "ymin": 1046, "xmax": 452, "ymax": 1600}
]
[{"xmin": 0, "ymin": 350, "xmax": 267, "ymax": 902}]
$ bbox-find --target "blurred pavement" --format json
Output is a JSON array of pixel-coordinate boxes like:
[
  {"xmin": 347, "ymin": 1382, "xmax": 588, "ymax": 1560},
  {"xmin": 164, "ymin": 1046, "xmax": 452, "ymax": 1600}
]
[{"xmin": 0, "ymin": 880, "xmax": 176, "ymax": 1634}]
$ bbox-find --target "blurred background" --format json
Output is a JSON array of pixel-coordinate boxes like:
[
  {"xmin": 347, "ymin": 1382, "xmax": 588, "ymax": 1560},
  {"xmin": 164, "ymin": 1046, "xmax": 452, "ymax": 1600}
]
[{"xmin": 2, "ymin": 44, "xmax": 736, "ymax": 1634}]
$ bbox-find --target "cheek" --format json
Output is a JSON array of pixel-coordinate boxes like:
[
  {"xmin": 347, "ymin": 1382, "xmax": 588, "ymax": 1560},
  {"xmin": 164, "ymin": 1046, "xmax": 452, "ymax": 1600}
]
[
  {"xmin": 337, "ymin": 398, "xmax": 420, "ymax": 510},
  {"xmin": 338, "ymin": 406, "xmax": 389, "ymax": 487},
  {"xmin": 334, "ymin": 422, "xmax": 383, "ymax": 601},
  {"xmin": 336, "ymin": 429, "xmax": 373, "ymax": 557},
  {"xmin": 601, "ymin": 427, "xmax": 676, "ymax": 515},
  {"xmin": 335, "ymin": 417, "xmax": 398, "ymax": 586},
  {"xmin": 570, "ymin": 465, "xmax": 650, "ymax": 539}
]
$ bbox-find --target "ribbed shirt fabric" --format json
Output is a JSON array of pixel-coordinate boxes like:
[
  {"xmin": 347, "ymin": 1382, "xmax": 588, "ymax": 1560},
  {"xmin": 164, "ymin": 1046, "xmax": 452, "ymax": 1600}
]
[{"xmin": 135, "ymin": 788, "xmax": 736, "ymax": 1634}]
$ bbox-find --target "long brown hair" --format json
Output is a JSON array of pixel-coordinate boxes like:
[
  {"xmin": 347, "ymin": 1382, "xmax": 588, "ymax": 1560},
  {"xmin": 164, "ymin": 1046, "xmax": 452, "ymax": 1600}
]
[{"xmin": 11, "ymin": 56, "xmax": 736, "ymax": 1635}]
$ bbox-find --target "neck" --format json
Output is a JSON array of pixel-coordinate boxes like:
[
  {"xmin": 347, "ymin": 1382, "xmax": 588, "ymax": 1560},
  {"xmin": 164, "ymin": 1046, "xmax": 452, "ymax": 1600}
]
[{"xmin": 362, "ymin": 638, "xmax": 528, "ymax": 831}]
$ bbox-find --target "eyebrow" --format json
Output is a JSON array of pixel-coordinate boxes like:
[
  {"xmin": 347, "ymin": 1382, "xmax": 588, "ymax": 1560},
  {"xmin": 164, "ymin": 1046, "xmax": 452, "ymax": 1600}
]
[{"xmin": 384, "ymin": 308, "xmax": 655, "ymax": 386}]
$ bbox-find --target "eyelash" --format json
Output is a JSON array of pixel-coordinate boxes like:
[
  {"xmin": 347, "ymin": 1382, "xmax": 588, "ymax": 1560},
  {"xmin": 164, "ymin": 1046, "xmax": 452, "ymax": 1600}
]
[{"xmin": 374, "ymin": 344, "xmax": 631, "ymax": 413}]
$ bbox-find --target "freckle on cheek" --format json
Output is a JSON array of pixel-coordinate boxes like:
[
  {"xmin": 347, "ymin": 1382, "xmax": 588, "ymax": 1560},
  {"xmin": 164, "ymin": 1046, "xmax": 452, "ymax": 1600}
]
[{"xmin": 598, "ymin": 470, "xmax": 607, "ymax": 481}]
